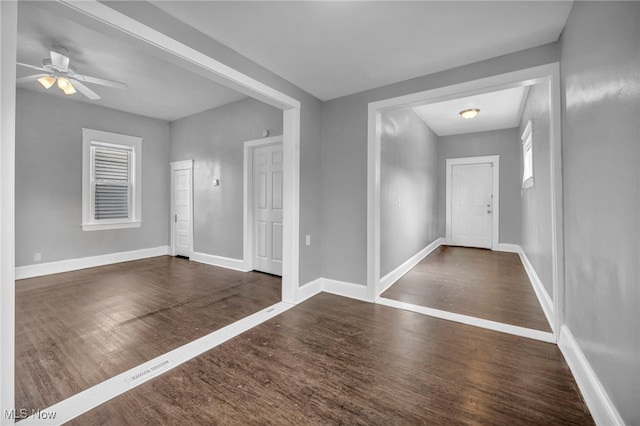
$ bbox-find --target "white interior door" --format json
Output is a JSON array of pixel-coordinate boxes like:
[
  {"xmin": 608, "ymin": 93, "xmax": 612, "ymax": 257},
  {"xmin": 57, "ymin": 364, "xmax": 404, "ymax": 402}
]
[
  {"xmin": 253, "ymin": 144, "xmax": 283, "ymax": 275},
  {"xmin": 450, "ymin": 162, "xmax": 493, "ymax": 249},
  {"xmin": 172, "ymin": 166, "xmax": 192, "ymax": 257}
]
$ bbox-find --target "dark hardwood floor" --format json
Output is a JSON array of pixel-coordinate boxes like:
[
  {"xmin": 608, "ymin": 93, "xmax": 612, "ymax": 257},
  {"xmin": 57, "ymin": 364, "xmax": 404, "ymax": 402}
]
[
  {"xmin": 72, "ymin": 293, "xmax": 593, "ymax": 425},
  {"xmin": 382, "ymin": 246, "xmax": 552, "ymax": 332},
  {"xmin": 15, "ymin": 256, "xmax": 281, "ymax": 416}
]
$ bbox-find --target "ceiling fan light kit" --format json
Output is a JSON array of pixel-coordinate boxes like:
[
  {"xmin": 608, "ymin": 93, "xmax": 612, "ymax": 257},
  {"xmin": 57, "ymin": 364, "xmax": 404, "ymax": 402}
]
[
  {"xmin": 37, "ymin": 75, "xmax": 56, "ymax": 89},
  {"xmin": 17, "ymin": 48, "xmax": 128, "ymax": 100},
  {"xmin": 57, "ymin": 77, "xmax": 76, "ymax": 95}
]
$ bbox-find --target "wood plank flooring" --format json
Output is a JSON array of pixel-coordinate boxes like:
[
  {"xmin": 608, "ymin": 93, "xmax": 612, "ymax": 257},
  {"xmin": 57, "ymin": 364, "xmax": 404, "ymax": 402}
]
[
  {"xmin": 382, "ymin": 246, "xmax": 552, "ymax": 332},
  {"xmin": 15, "ymin": 256, "xmax": 281, "ymax": 417},
  {"xmin": 71, "ymin": 293, "xmax": 593, "ymax": 425}
]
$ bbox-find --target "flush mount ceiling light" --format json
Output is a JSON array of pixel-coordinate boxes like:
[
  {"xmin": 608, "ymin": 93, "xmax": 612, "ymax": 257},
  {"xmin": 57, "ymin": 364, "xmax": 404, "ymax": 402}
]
[{"xmin": 459, "ymin": 108, "xmax": 480, "ymax": 120}]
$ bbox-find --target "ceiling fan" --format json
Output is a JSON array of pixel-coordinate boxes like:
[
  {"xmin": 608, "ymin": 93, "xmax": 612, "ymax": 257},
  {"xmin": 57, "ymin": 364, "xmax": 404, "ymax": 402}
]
[{"xmin": 16, "ymin": 47, "xmax": 128, "ymax": 100}]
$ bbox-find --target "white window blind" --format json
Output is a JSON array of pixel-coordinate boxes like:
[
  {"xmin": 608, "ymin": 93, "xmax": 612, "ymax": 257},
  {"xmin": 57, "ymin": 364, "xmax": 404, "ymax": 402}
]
[
  {"xmin": 82, "ymin": 128, "xmax": 142, "ymax": 231},
  {"xmin": 93, "ymin": 145, "xmax": 131, "ymax": 220}
]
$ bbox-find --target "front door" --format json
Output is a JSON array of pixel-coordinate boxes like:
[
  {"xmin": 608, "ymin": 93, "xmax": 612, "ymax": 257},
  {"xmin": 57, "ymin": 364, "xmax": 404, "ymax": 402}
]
[
  {"xmin": 450, "ymin": 162, "xmax": 493, "ymax": 249},
  {"xmin": 252, "ymin": 144, "xmax": 283, "ymax": 275}
]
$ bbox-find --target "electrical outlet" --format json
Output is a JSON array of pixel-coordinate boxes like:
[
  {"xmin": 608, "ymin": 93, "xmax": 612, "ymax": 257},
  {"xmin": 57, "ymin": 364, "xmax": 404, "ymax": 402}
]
[
  {"xmin": 305, "ymin": 235, "xmax": 311, "ymax": 246},
  {"xmin": 34, "ymin": 252, "xmax": 41, "ymax": 262}
]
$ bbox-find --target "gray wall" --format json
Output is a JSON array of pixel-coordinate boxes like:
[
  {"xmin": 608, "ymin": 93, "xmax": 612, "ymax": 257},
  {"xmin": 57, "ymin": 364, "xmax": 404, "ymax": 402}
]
[
  {"xmin": 437, "ymin": 128, "xmax": 522, "ymax": 245},
  {"xmin": 170, "ymin": 98, "xmax": 283, "ymax": 260},
  {"xmin": 15, "ymin": 88, "xmax": 170, "ymax": 267},
  {"xmin": 380, "ymin": 109, "xmax": 439, "ymax": 277},
  {"xmin": 519, "ymin": 82, "xmax": 553, "ymax": 296},
  {"xmin": 560, "ymin": 2, "xmax": 640, "ymax": 424},
  {"xmin": 321, "ymin": 43, "xmax": 559, "ymax": 285},
  {"xmin": 107, "ymin": 1, "xmax": 324, "ymax": 285}
]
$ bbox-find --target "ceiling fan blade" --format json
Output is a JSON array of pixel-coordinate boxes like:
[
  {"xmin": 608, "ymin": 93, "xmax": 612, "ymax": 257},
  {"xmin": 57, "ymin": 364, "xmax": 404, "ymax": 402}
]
[
  {"xmin": 73, "ymin": 73, "xmax": 128, "ymax": 90},
  {"xmin": 16, "ymin": 62, "xmax": 48, "ymax": 73},
  {"xmin": 50, "ymin": 50, "xmax": 70, "ymax": 71},
  {"xmin": 71, "ymin": 79, "xmax": 101, "ymax": 100},
  {"xmin": 16, "ymin": 74, "xmax": 50, "ymax": 84}
]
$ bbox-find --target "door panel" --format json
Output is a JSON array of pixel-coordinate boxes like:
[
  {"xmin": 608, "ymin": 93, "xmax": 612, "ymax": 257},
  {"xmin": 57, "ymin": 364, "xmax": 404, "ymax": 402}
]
[
  {"xmin": 172, "ymin": 168, "xmax": 192, "ymax": 257},
  {"xmin": 252, "ymin": 144, "xmax": 283, "ymax": 275},
  {"xmin": 451, "ymin": 163, "xmax": 493, "ymax": 249}
]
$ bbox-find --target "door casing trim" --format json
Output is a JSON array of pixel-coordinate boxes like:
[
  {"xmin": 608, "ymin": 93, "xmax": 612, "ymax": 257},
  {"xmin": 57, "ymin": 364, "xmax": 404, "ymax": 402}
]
[
  {"xmin": 170, "ymin": 160, "xmax": 194, "ymax": 257},
  {"xmin": 243, "ymin": 135, "xmax": 284, "ymax": 272}
]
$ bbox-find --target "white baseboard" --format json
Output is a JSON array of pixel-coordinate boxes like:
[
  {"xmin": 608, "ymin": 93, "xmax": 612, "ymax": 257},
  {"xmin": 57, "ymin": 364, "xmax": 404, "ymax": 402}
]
[
  {"xmin": 296, "ymin": 278, "xmax": 323, "ymax": 303},
  {"xmin": 15, "ymin": 246, "xmax": 170, "ymax": 280},
  {"xmin": 379, "ymin": 237, "xmax": 444, "ymax": 294},
  {"xmin": 321, "ymin": 278, "xmax": 371, "ymax": 302},
  {"xmin": 190, "ymin": 252, "xmax": 250, "ymax": 272},
  {"xmin": 495, "ymin": 243, "xmax": 520, "ymax": 253},
  {"xmin": 558, "ymin": 325, "xmax": 623, "ymax": 426},
  {"xmin": 517, "ymin": 247, "xmax": 555, "ymax": 333},
  {"xmin": 377, "ymin": 297, "xmax": 555, "ymax": 343}
]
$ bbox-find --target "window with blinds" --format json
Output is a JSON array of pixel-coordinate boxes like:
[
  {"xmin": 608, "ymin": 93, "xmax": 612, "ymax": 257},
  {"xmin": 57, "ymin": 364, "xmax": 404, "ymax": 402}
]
[
  {"xmin": 82, "ymin": 128, "xmax": 142, "ymax": 231},
  {"xmin": 92, "ymin": 145, "xmax": 132, "ymax": 220}
]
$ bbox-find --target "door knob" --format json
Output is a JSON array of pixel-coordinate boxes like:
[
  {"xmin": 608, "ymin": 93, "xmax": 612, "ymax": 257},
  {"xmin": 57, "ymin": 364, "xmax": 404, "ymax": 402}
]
[{"xmin": 487, "ymin": 210, "xmax": 492, "ymax": 214}]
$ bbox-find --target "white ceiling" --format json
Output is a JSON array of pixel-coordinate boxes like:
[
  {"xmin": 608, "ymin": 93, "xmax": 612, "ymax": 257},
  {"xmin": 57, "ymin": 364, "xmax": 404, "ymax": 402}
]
[
  {"xmin": 16, "ymin": 1, "xmax": 573, "ymax": 121},
  {"xmin": 152, "ymin": 1, "xmax": 573, "ymax": 101},
  {"xmin": 413, "ymin": 85, "xmax": 531, "ymax": 136},
  {"xmin": 16, "ymin": 2, "xmax": 247, "ymax": 122}
]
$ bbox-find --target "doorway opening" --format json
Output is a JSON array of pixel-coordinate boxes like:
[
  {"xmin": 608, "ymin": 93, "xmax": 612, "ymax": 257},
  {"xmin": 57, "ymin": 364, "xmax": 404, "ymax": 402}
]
[
  {"xmin": 1, "ymin": 0, "xmax": 303, "ymax": 420},
  {"xmin": 170, "ymin": 160, "xmax": 194, "ymax": 258},
  {"xmin": 244, "ymin": 135, "xmax": 284, "ymax": 276},
  {"xmin": 367, "ymin": 63, "xmax": 564, "ymax": 341}
]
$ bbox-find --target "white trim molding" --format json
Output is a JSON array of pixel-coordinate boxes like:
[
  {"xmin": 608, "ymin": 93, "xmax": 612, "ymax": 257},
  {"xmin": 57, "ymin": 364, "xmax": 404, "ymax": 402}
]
[
  {"xmin": 518, "ymin": 247, "xmax": 555, "ymax": 335},
  {"xmin": 379, "ymin": 238, "xmax": 444, "ymax": 295},
  {"xmin": 322, "ymin": 278, "xmax": 371, "ymax": 303},
  {"xmin": 15, "ymin": 246, "xmax": 170, "ymax": 280},
  {"xmin": 190, "ymin": 252, "xmax": 250, "ymax": 273},
  {"xmin": 445, "ymin": 155, "xmax": 500, "ymax": 250},
  {"xmin": 296, "ymin": 278, "xmax": 324, "ymax": 304},
  {"xmin": 495, "ymin": 243, "xmax": 520, "ymax": 253},
  {"xmin": 0, "ymin": 0, "xmax": 17, "ymax": 419},
  {"xmin": 377, "ymin": 298, "xmax": 555, "ymax": 343},
  {"xmin": 558, "ymin": 325, "xmax": 624, "ymax": 426},
  {"xmin": 243, "ymin": 135, "xmax": 284, "ymax": 273},
  {"xmin": 294, "ymin": 278, "xmax": 370, "ymax": 304}
]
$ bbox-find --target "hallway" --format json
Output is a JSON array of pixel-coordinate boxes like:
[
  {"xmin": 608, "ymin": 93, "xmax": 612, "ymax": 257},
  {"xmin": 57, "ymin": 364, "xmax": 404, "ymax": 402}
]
[{"xmin": 381, "ymin": 246, "xmax": 551, "ymax": 333}]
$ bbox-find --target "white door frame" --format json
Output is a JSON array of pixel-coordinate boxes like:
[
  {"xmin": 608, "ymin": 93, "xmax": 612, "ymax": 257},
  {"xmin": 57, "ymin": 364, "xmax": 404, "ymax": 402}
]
[
  {"xmin": 0, "ymin": 1, "xmax": 302, "ymax": 418},
  {"xmin": 243, "ymin": 135, "xmax": 284, "ymax": 272},
  {"xmin": 170, "ymin": 160, "xmax": 194, "ymax": 257},
  {"xmin": 0, "ymin": 1, "xmax": 17, "ymax": 418},
  {"xmin": 367, "ymin": 63, "xmax": 564, "ymax": 340},
  {"xmin": 445, "ymin": 155, "xmax": 500, "ymax": 249}
]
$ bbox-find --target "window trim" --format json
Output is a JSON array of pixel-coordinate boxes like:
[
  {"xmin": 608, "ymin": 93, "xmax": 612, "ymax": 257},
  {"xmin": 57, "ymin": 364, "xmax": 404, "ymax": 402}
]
[
  {"xmin": 82, "ymin": 128, "xmax": 143, "ymax": 231},
  {"xmin": 521, "ymin": 120, "xmax": 534, "ymax": 189}
]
